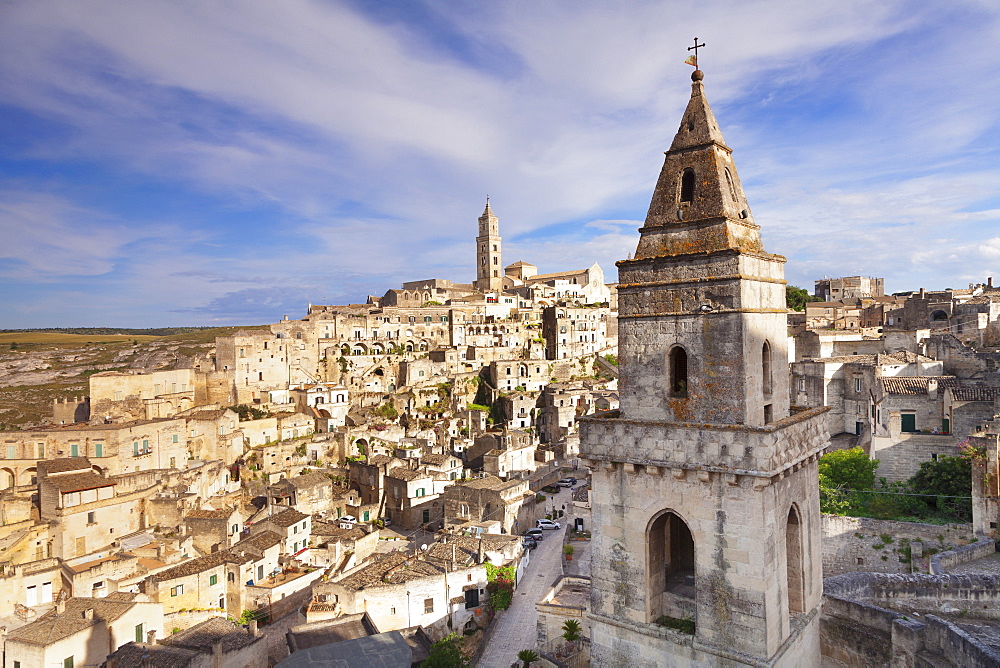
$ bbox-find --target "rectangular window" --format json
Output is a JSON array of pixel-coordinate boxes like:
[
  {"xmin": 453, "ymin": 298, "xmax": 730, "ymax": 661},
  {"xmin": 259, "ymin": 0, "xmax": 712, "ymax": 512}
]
[
  {"xmin": 87, "ymin": 511, "xmax": 95, "ymax": 524},
  {"xmin": 258, "ymin": 565, "xmax": 264, "ymax": 580},
  {"xmin": 422, "ymin": 509, "xmax": 430, "ymax": 524},
  {"xmin": 71, "ymin": 443, "xmax": 79, "ymax": 457},
  {"xmin": 6, "ymin": 445, "xmax": 13, "ymax": 459},
  {"xmin": 64, "ymin": 658, "xmax": 74, "ymax": 668},
  {"xmin": 424, "ymin": 598, "xmax": 434, "ymax": 614},
  {"xmin": 135, "ymin": 623, "xmax": 143, "ymax": 643},
  {"xmin": 133, "ymin": 441, "xmax": 139, "ymax": 456},
  {"xmin": 114, "ymin": 390, "xmax": 123, "ymax": 401},
  {"xmin": 854, "ymin": 378, "xmax": 862, "ymax": 392},
  {"xmin": 142, "ymin": 439, "xmax": 149, "ymax": 452},
  {"xmin": 172, "ymin": 435, "xmax": 179, "ymax": 443},
  {"xmin": 171, "ymin": 584, "xmax": 184, "ymax": 596},
  {"xmin": 209, "ymin": 574, "xmax": 218, "ymax": 586},
  {"xmin": 901, "ymin": 412, "xmax": 917, "ymax": 433},
  {"xmin": 94, "ymin": 443, "xmax": 103, "ymax": 457},
  {"xmin": 38, "ymin": 443, "xmax": 44, "ymax": 458}
]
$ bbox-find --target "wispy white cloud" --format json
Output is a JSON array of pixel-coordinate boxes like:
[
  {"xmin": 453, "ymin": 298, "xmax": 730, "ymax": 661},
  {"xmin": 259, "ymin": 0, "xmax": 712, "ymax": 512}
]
[{"xmin": 1, "ymin": 0, "xmax": 999, "ymax": 325}]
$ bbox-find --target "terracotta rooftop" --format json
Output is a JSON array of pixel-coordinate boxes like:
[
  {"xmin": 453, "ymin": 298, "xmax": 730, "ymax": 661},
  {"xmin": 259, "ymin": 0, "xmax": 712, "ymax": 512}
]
[
  {"xmin": 387, "ymin": 467, "xmax": 430, "ymax": 482},
  {"xmin": 233, "ymin": 530, "xmax": 283, "ymax": 554},
  {"xmin": 421, "ymin": 453, "xmax": 450, "ymax": 466},
  {"xmin": 105, "ymin": 642, "xmax": 198, "ymax": 667},
  {"xmin": 368, "ymin": 454, "xmax": 393, "ymax": 467},
  {"xmin": 456, "ymin": 475, "xmax": 521, "ymax": 491},
  {"xmin": 880, "ymin": 376, "xmax": 958, "ymax": 395},
  {"xmin": 273, "ymin": 471, "xmax": 333, "ymax": 489},
  {"xmin": 312, "ymin": 521, "xmax": 366, "ymax": 540},
  {"xmin": 6, "ymin": 594, "xmax": 138, "ymax": 646},
  {"xmin": 162, "ymin": 616, "xmax": 258, "ymax": 653},
  {"xmin": 264, "ymin": 508, "xmax": 309, "ymax": 528},
  {"xmin": 186, "ymin": 508, "xmax": 234, "ymax": 520},
  {"xmin": 186, "ymin": 409, "xmax": 230, "ymax": 420},
  {"xmin": 437, "ymin": 533, "xmax": 520, "ymax": 552},
  {"xmin": 950, "ymin": 386, "xmax": 1000, "ymax": 402},
  {"xmin": 334, "ymin": 553, "xmax": 448, "ymax": 590},
  {"xmin": 44, "ymin": 471, "xmax": 115, "ymax": 493},
  {"xmin": 36, "ymin": 457, "xmax": 92, "ymax": 476},
  {"xmin": 152, "ymin": 549, "xmax": 248, "ymax": 581}
]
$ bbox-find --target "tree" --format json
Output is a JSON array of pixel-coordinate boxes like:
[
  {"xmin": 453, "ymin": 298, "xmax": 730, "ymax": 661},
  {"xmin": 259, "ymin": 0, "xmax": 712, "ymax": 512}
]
[
  {"xmin": 818, "ymin": 447, "xmax": 878, "ymax": 491},
  {"xmin": 786, "ymin": 285, "xmax": 817, "ymax": 311},
  {"xmin": 423, "ymin": 633, "xmax": 470, "ymax": 668},
  {"xmin": 562, "ymin": 618, "xmax": 582, "ymax": 643},
  {"xmin": 909, "ymin": 455, "xmax": 972, "ymax": 520},
  {"xmin": 517, "ymin": 649, "xmax": 539, "ymax": 667}
]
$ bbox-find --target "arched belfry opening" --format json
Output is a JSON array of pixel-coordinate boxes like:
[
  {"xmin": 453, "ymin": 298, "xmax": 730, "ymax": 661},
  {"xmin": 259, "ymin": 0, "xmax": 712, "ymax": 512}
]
[
  {"xmin": 761, "ymin": 340, "xmax": 772, "ymax": 396},
  {"xmin": 680, "ymin": 168, "xmax": 695, "ymax": 202},
  {"xmin": 669, "ymin": 346, "xmax": 688, "ymax": 397},
  {"xmin": 786, "ymin": 505, "xmax": 804, "ymax": 614},
  {"xmin": 648, "ymin": 511, "xmax": 696, "ymax": 620}
]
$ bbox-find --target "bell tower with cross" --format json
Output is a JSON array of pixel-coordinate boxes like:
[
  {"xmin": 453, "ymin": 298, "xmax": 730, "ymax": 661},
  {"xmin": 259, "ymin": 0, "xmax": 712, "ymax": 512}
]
[
  {"xmin": 580, "ymin": 47, "xmax": 828, "ymax": 666},
  {"xmin": 474, "ymin": 196, "xmax": 504, "ymax": 293}
]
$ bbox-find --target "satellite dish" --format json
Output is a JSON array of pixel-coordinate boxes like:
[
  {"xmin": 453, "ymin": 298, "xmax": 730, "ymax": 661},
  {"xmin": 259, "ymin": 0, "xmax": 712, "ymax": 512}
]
[{"xmin": 420, "ymin": 544, "xmax": 429, "ymax": 552}]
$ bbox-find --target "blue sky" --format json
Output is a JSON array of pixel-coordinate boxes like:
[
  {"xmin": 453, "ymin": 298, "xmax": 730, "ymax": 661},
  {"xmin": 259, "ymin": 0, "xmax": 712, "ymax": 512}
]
[{"xmin": 2, "ymin": 0, "xmax": 999, "ymax": 328}]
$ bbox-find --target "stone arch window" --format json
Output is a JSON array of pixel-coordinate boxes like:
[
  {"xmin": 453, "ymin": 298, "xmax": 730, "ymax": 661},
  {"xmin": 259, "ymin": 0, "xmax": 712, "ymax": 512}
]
[
  {"xmin": 648, "ymin": 510, "xmax": 696, "ymax": 620},
  {"xmin": 724, "ymin": 168, "xmax": 738, "ymax": 203},
  {"xmin": 680, "ymin": 168, "xmax": 696, "ymax": 203},
  {"xmin": 762, "ymin": 340, "xmax": 772, "ymax": 397},
  {"xmin": 786, "ymin": 505, "xmax": 804, "ymax": 614},
  {"xmin": 668, "ymin": 346, "xmax": 688, "ymax": 398},
  {"xmin": 930, "ymin": 310, "xmax": 949, "ymax": 322}
]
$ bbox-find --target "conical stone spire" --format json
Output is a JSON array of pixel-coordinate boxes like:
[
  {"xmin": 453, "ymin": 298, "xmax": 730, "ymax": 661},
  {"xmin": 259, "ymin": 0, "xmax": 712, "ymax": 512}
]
[
  {"xmin": 633, "ymin": 70, "xmax": 763, "ymax": 260},
  {"xmin": 669, "ymin": 71, "xmax": 727, "ymax": 151}
]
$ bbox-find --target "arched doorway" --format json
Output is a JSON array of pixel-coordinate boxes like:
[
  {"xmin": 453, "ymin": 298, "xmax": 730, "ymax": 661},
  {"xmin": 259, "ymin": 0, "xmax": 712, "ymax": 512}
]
[{"xmin": 648, "ymin": 510, "xmax": 696, "ymax": 621}]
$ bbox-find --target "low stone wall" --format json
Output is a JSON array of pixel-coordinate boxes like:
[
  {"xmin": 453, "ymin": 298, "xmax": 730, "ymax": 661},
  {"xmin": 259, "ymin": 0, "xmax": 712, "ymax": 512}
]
[
  {"xmin": 930, "ymin": 536, "xmax": 997, "ymax": 574},
  {"xmin": 822, "ymin": 515, "xmax": 975, "ymax": 576},
  {"xmin": 822, "ymin": 572, "xmax": 1000, "ymax": 667}
]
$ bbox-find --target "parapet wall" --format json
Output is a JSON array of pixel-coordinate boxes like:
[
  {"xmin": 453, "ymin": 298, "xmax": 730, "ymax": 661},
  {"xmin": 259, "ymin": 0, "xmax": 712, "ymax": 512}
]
[
  {"xmin": 822, "ymin": 572, "xmax": 1000, "ymax": 667},
  {"xmin": 930, "ymin": 536, "xmax": 997, "ymax": 574},
  {"xmin": 821, "ymin": 515, "xmax": 975, "ymax": 577}
]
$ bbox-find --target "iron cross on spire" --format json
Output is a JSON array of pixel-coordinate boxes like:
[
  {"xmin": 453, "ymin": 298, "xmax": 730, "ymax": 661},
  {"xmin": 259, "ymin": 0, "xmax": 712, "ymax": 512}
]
[{"xmin": 687, "ymin": 37, "xmax": 705, "ymax": 67}]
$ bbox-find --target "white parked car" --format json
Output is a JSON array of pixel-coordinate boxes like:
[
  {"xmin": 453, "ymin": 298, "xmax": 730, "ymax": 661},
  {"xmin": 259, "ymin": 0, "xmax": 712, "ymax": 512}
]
[
  {"xmin": 536, "ymin": 519, "xmax": 561, "ymax": 530},
  {"xmin": 338, "ymin": 515, "xmax": 357, "ymax": 528}
]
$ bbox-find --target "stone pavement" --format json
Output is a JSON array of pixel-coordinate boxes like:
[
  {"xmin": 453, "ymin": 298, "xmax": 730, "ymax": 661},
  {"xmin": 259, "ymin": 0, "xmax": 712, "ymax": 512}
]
[{"xmin": 477, "ymin": 487, "xmax": 574, "ymax": 668}]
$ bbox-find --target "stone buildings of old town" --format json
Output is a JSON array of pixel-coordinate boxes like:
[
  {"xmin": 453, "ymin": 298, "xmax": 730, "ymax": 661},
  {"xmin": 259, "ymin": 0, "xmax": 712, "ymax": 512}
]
[{"xmin": 4, "ymin": 68, "xmax": 1000, "ymax": 668}]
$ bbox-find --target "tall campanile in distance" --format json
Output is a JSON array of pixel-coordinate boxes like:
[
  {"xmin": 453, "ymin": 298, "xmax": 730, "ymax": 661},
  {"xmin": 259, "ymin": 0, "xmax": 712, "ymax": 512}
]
[{"xmin": 579, "ymin": 64, "xmax": 829, "ymax": 666}]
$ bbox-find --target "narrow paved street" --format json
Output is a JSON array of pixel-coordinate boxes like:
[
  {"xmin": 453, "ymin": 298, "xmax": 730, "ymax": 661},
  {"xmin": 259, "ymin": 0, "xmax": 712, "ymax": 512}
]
[{"xmin": 478, "ymin": 487, "xmax": 573, "ymax": 668}]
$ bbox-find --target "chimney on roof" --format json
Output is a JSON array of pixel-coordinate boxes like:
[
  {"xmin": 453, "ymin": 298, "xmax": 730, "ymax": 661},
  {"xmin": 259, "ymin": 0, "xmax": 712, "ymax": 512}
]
[
  {"xmin": 146, "ymin": 629, "xmax": 157, "ymax": 643},
  {"xmin": 249, "ymin": 619, "xmax": 260, "ymax": 637},
  {"xmin": 83, "ymin": 607, "xmax": 94, "ymax": 620},
  {"xmin": 927, "ymin": 379, "xmax": 939, "ymax": 400},
  {"xmin": 919, "ymin": 288, "xmax": 926, "ymax": 298},
  {"xmin": 56, "ymin": 600, "xmax": 66, "ymax": 614},
  {"xmin": 989, "ymin": 277, "xmax": 994, "ymax": 289}
]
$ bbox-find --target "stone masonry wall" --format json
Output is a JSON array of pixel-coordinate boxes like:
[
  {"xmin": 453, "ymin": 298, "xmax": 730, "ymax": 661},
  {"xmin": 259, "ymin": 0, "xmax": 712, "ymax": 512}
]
[{"xmin": 821, "ymin": 515, "xmax": 975, "ymax": 577}]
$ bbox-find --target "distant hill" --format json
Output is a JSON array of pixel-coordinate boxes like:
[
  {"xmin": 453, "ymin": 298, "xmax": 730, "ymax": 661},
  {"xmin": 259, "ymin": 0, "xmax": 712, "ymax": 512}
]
[{"xmin": 0, "ymin": 327, "xmax": 226, "ymax": 336}]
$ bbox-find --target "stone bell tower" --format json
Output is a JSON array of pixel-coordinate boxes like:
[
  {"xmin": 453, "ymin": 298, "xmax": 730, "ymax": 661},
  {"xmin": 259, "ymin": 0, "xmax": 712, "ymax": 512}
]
[
  {"xmin": 474, "ymin": 198, "xmax": 503, "ymax": 293},
  {"xmin": 579, "ymin": 68, "xmax": 829, "ymax": 666}
]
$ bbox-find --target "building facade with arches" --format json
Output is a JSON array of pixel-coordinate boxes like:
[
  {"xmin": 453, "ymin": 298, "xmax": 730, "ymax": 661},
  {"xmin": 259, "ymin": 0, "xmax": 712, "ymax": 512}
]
[{"xmin": 579, "ymin": 69, "xmax": 830, "ymax": 666}]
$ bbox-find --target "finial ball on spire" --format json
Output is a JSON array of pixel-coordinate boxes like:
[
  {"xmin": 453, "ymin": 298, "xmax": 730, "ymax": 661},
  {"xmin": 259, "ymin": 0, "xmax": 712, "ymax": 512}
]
[{"xmin": 692, "ymin": 69, "xmax": 704, "ymax": 82}]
